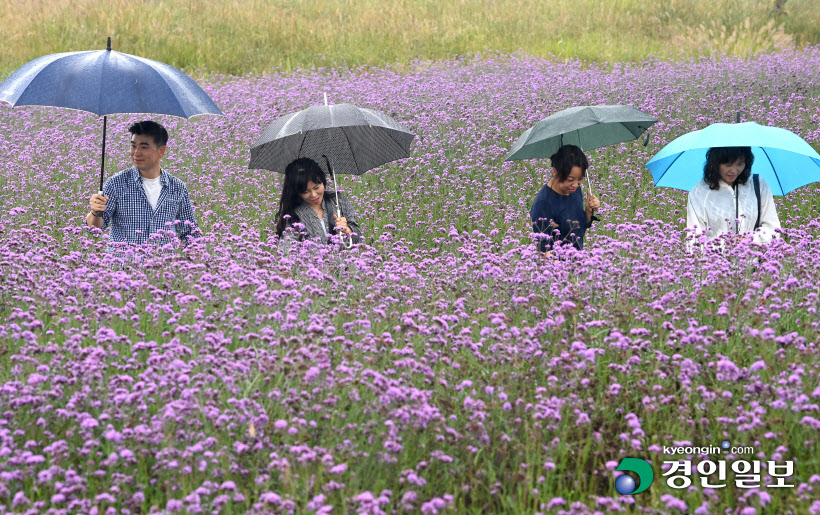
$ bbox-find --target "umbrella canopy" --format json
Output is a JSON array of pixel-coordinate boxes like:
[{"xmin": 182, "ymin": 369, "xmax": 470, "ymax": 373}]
[
  {"xmin": 0, "ymin": 37, "xmax": 223, "ymax": 190},
  {"xmin": 645, "ymin": 122, "xmax": 820, "ymax": 195},
  {"xmin": 0, "ymin": 39, "xmax": 222, "ymax": 118},
  {"xmin": 249, "ymin": 103, "xmax": 415, "ymax": 175},
  {"xmin": 505, "ymin": 105, "xmax": 657, "ymax": 161}
]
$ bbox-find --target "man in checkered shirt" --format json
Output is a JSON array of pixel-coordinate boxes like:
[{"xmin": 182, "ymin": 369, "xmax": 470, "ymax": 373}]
[{"xmin": 86, "ymin": 121, "xmax": 199, "ymax": 249}]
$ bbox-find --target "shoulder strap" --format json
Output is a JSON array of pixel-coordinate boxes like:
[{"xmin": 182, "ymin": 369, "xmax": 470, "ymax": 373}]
[{"xmin": 753, "ymin": 174, "xmax": 761, "ymax": 230}]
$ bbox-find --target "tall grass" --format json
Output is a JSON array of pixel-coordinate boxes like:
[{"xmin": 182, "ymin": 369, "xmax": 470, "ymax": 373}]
[{"xmin": 1, "ymin": 0, "xmax": 819, "ymax": 77}]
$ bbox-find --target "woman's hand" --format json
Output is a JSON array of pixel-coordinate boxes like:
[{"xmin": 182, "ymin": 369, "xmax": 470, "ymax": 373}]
[
  {"xmin": 334, "ymin": 215, "xmax": 353, "ymax": 235},
  {"xmin": 542, "ymin": 250, "xmax": 558, "ymax": 261},
  {"xmin": 586, "ymin": 194, "xmax": 601, "ymax": 212}
]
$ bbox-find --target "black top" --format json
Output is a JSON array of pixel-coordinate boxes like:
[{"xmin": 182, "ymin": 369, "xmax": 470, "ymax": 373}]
[{"xmin": 530, "ymin": 184, "xmax": 592, "ymax": 251}]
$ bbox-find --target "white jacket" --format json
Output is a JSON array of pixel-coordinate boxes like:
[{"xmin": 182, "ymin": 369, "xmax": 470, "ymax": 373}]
[{"xmin": 686, "ymin": 176, "xmax": 780, "ymax": 246}]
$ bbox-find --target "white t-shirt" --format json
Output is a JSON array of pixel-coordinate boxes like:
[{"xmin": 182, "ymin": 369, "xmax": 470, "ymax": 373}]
[{"xmin": 142, "ymin": 176, "xmax": 163, "ymax": 210}]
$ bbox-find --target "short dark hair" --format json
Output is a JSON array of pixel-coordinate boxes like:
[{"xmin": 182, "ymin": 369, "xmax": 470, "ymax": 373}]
[
  {"xmin": 703, "ymin": 147, "xmax": 754, "ymax": 190},
  {"xmin": 550, "ymin": 145, "xmax": 589, "ymax": 182},
  {"xmin": 128, "ymin": 120, "xmax": 168, "ymax": 147}
]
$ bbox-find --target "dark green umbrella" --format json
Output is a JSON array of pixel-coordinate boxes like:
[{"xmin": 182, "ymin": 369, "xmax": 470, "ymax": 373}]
[
  {"xmin": 506, "ymin": 105, "xmax": 657, "ymax": 160},
  {"xmin": 506, "ymin": 105, "xmax": 656, "ymax": 193}
]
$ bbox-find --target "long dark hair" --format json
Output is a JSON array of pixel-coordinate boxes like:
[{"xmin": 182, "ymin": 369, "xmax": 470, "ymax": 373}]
[
  {"xmin": 275, "ymin": 158, "xmax": 335, "ymax": 237},
  {"xmin": 550, "ymin": 144, "xmax": 589, "ymax": 182},
  {"xmin": 704, "ymin": 147, "xmax": 754, "ymax": 190}
]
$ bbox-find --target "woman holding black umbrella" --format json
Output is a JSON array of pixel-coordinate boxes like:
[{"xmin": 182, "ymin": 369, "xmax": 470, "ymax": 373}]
[
  {"xmin": 530, "ymin": 145, "xmax": 601, "ymax": 252},
  {"xmin": 275, "ymin": 158, "xmax": 362, "ymax": 245}
]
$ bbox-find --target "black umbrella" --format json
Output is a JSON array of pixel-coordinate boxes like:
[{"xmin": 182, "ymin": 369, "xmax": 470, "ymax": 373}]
[
  {"xmin": 250, "ymin": 100, "xmax": 414, "ymax": 173},
  {"xmin": 249, "ymin": 98, "xmax": 415, "ymax": 245}
]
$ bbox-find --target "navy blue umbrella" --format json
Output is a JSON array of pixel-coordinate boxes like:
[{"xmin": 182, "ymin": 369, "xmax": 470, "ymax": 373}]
[{"xmin": 0, "ymin": 37, "xmax": 223, "ymax": 191}]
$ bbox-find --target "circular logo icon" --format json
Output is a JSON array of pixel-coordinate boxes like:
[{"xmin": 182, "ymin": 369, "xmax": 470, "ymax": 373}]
[
  {"xmin": 721, "ymin": 440, "xmax": 730, "ymax": 449},
  {"xmin": 614, "ymin": 457, "xmax": 654, "ymax": 495},
  {"xmin": 615, "ymin": 474, "xmax": 636, "ymax": 495}
]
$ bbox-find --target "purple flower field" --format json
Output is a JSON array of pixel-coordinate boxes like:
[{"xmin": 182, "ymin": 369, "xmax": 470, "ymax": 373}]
[{"xmin": 1, "ymin": 49, "xmax": 820, "ymax": 514}]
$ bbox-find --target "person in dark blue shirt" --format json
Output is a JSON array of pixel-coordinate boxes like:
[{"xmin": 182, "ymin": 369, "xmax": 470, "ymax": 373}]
[{"xmin": 530, "ymin": 145, "xmax": 601, "ymax": 252}]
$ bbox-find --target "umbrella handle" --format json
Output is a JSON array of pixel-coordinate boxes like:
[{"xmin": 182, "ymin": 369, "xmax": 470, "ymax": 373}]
[
  {"xmin": 326, "ymin": 154, "xmax": 353, "ymax": 249},
  {"xmin": 586, "ymin": 174, "xmax": 594, "ymax": 198},
  {"xmin": 337, "ymin": 203, "xmax": 353, "ymax": 249},
  {"xmin": 334, "ymin": 191, "xmax": 353, "ymax": 250}
]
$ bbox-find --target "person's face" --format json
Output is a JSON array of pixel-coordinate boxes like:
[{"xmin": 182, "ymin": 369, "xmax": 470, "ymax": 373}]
[
  {"xmin": 299, "ymin": 180, "xmax": 325, "ymax": 206},
  {"xmin": 130, "ymin": 134, "xmax": 165, "ymax": 171},
  {"xmin": 718, "ymin": 158, "xmax": 746, "ymax": 185},
  {"xmin": 553, "ymin": 166, "xmax": 585, "ymax": 195}
]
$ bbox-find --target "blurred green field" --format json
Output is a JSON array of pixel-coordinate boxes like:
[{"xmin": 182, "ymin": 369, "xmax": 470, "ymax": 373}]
[{"xmin": 1, "ymin": 0, "xmax": 818, "ymax": 76}]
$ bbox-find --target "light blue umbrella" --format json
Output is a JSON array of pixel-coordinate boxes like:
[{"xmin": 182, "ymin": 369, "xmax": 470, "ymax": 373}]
[
  {"xmin": 0, "ymin": 37, "xmax": 222, "ymax": 192},
  {"xmin": 646, "ymin": 122, "xmax": 820, "ymax": 195}
]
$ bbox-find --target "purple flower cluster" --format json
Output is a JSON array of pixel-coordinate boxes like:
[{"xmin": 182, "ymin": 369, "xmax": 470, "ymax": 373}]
[{"xmin": 0, "ymin": 48, "xmax": 819, "ymax": 513}]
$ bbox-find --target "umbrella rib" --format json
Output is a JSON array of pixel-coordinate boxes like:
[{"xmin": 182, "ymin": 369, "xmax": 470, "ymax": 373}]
[
  {"xmin": 295, "ymin": 132, "xmax": 310, "ymax": 163},
  {"xmin": 341, "ymin": 127, "xmax": 362, "ymax": 173},
  {"xmin": 97, "ymin": 52, "xmax": 108, "ymax": 116},
  {"xmin": 386, "ymin": 128, "xmax": 411, "ymax": 155},
  {"xmin": 759, "ymin": 147, "xmax": 784, "ymax": 195},
  {"xmin": 139, "ymin": 61, "xmax": 189, "ymax": 118},
  {"xmin": 653, "ymin": 151, "xmax": 685, "ymax": 185},
  {"xmin": 127, "ymin": 54, "xmax": 220, "ymax": 118}
]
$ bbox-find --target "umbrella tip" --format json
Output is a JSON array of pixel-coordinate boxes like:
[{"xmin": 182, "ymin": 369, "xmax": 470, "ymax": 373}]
[
  {"xmin": 735, "ymin": 111, "xmax": 741, "ymax": 123},
  {"xmin": 321, "ymin": 154, "xmax": 333, "ymax": 174},
  {"xmin": 106, "ymin": 36, "xmax": 111, "ymax": 51}
]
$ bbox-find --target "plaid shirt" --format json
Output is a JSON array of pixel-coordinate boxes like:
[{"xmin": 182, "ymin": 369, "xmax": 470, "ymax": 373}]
[{"xmin": 100, "ymin": 166, "xmax": 198, "ymax": 246}]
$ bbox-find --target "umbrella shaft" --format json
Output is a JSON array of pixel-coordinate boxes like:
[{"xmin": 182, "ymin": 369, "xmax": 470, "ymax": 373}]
[
  {"xmin": 99, "ymin": 115, "xmax": 107, "ymax": 192},
  {"xmin": 326, "ymin": 154, "xmax": 352, "ymax": 249}
]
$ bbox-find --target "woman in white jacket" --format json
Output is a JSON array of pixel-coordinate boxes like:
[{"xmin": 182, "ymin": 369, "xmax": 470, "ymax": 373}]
[{"xmin": 686, "ymin": 146, "xmax": 780, "ymax": 248}]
